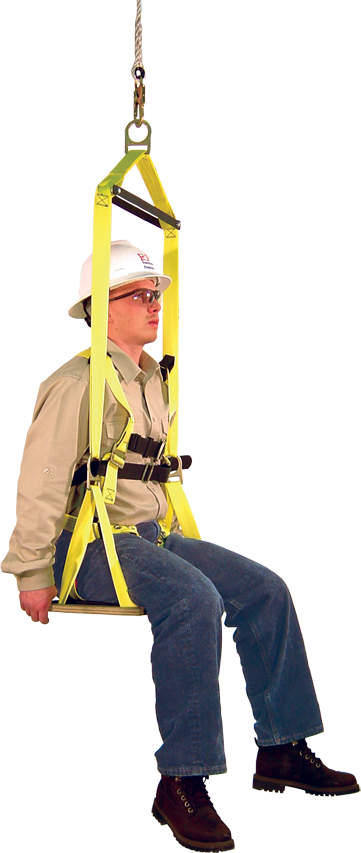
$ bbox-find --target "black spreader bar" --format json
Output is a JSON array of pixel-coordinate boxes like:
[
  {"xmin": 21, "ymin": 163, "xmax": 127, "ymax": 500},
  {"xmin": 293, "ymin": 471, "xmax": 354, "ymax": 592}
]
[{"xmin": 111, "ymin": 186, "xmax": 181, "ymax": 230}]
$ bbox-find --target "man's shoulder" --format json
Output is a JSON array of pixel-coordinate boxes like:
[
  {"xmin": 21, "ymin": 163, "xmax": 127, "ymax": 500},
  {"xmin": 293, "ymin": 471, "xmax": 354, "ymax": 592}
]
[{"xmin": 39, "ymin": 353, "xmax": 90, "ymax": 392}]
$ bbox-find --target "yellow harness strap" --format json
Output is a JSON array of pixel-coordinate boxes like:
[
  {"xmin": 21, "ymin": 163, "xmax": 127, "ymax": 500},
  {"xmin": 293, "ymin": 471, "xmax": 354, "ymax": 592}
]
[
  {"xmin": 102, "ymin": 354, "xmax": 135, "ymax": 503},
  {"xmin": 137, "ymin": 157, "xmax": 200, "ymax": 540},
  {"xmin": 58, "ymin": 150, "xmax": 200, "ymax": 609}
]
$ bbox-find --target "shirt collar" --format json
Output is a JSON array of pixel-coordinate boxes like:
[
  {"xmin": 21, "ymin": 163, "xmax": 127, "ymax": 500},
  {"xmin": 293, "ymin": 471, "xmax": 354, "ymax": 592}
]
[{"xmin": 106, "ymin": 338, "xmax": 161, "ymax": 385}]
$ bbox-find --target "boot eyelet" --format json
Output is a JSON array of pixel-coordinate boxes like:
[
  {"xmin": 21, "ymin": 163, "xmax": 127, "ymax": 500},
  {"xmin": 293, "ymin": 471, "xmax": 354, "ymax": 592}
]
[
  {"xmin": 177, "ymin": 789, "xmax": 182, "ymax": 795},
  {"xmin": 305, "ymin": 754, "xmax": 310, "ymax": 760},
  {"xmin": 184, "ymin": 801, "xmax": 190, "ymax": 807},
  {"xmin": 188, "ymin": 807, "xmax": 194, "ymax": 813},
  {"xmin": 310, "ymin": 758, "xmax": 315, "ymax": 764},
  {"xmin": 316, "ymin": 762, "xmax": 321, "ymax": 768},
  {"xmin": 299, "ymin": 750, "xmax": 303, "ymax": 756},
  {"xmin": 181, "ymin": 795, "xmax": 186, "ymax": 801}
]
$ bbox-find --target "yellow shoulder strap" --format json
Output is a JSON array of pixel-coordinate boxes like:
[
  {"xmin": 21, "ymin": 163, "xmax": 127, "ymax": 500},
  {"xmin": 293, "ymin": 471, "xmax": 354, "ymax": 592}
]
[{"xmin": 101, "ymin": 356, "xmax": 135, "ymax": 506}]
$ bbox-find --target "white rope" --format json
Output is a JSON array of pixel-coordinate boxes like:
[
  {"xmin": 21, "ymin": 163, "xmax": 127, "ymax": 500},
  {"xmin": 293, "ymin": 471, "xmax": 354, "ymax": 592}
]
[{"xmin": 133, "ymin": 0, "xmax": 142, "ymax": 74}]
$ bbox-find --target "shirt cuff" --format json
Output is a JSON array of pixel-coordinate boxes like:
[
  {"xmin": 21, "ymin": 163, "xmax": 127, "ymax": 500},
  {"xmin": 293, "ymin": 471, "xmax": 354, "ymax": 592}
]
[{"xmin": 15, "ymin": 568, "xmax": 55, "ymax": 592}]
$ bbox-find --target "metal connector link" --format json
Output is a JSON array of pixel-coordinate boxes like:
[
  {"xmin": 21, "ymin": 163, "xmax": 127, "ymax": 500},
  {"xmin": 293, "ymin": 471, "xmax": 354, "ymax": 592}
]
[
  {"xmin": 109, "ymin": 442, "xmax": 127, "ymax": 470},
  {"xmin": 141, "ymin": 463, "xmax": 155, "ymax": 482},
  {"xmin": 154, "ymin": 439, "xmax": 166, "ymax": 462}
]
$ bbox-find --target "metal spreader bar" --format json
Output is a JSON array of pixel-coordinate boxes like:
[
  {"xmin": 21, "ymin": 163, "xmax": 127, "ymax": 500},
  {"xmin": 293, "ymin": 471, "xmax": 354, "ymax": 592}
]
[{"xmin": 111, "ymin": 186, "xmax": 181, "ymax": 230}]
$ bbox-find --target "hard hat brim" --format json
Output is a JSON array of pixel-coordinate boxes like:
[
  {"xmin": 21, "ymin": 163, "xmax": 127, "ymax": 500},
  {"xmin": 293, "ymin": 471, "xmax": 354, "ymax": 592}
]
[{"xmin": 68, "ymin": 272, "xmax": 172, "ymax": 319}]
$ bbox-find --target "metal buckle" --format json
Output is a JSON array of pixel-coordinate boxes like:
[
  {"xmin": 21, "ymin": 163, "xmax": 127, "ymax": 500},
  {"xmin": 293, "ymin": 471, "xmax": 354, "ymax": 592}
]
[
  {"xmin": 154, "ymin": 439, "xmax": 166, "ymax": 462},
  {"xmin": 86, "ymin": 457, "xmax": 102, "ymax": 490},
  {"xmin": 109, "ymin": 441, "xmax": 126, "ymax": 469},
  {"xmin": 141, "ymin": 463, "xmax": 155, "ymax": 483},
  {"xmin": 166, "ymin": 456, "xmax": 183, "ymax": 485}
]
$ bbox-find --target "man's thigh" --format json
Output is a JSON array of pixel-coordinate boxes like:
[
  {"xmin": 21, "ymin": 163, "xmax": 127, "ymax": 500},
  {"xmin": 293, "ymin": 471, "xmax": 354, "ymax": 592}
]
[
  {"xmin": 164, "ymin": 534, "xmax": 284, "ymax": 606},
  {"xmin": 75, "ymin": 531, "xmax": 224, "ymax": 615}
]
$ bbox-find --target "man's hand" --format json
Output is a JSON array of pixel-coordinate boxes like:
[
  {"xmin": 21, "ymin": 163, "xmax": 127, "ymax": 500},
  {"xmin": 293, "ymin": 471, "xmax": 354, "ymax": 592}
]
[{"xmin": 19, "ymin": 585, "xmax": 58, "ymax": 624}]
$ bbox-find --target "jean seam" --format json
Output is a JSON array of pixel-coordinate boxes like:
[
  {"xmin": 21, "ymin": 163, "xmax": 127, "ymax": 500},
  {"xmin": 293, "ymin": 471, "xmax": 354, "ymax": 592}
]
[
  {"xmin": 152, "ymin": 597, "xmax": 202, "ymax": 776},
  {"xmin": 175, "ymin": 597, "xmax": 207, "ymax": 770},
  {"xmin": 263, "ymin": 691, "xmax": 280, "ymax": 742},
  {"xmin": 228, "ymin": 599, "xmax": 281, "ymax": 743},
  {"xmin": 256, "ymin": 724, "xmax": 325, "ymax": 747},
  {"xmin": 157, "ymin": 763, "xmax": 227, "ymax": 776},
  {"xmin": 247, "ymin": 618, "xmax": 280, "ymax": 742}
]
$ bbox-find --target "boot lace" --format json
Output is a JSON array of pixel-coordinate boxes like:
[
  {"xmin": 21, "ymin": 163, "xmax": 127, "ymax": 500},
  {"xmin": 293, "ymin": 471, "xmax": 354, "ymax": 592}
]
[
  {"xmin": 296, "ymin": 739, "xmax": 322, "ymax": 768},
  {"xmin": 175, "ymin": 776, "xmax": 214, "ymax": 811}
]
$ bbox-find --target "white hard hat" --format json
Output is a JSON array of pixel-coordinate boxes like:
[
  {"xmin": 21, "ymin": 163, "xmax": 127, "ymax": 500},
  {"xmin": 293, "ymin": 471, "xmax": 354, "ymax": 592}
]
[{"xmin": 68, "ymin": 239, "xmax": 171, "ymax": 319}]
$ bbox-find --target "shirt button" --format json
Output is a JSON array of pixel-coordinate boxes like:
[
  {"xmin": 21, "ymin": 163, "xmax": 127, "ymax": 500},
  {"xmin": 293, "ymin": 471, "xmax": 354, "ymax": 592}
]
[{"xmin": 44, "ymin": 468, "xmax": 50, "ymax": 474}]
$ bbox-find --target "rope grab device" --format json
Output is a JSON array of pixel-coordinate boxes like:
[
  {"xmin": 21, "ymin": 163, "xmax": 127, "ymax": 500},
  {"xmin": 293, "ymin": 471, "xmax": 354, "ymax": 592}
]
[{"xmin": 50, "ymin": 1, "xmax": 200, "ymax": 616}]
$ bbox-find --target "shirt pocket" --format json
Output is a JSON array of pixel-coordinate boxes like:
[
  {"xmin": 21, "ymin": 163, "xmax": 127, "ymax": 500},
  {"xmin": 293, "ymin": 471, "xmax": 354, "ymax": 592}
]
[
  {"xmin": 105, "ymin": 420, "xmax": 125, "ymax": 441},
  {"xmin": 103, "ymin": 418, "xmax": 127, "ymax": 451}
]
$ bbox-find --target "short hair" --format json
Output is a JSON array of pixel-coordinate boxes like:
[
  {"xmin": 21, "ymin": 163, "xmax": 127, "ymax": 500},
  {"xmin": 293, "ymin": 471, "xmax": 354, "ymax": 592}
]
[{"xmin": 83, "ymin": 297, "xmax": 92, "ymax": 327}]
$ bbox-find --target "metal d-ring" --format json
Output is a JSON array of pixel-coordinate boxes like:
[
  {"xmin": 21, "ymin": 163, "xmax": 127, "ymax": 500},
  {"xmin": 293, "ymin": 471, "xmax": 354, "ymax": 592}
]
[{"xmin": 125, "ymin": 120, "xmax": 152, "ymax": 154}]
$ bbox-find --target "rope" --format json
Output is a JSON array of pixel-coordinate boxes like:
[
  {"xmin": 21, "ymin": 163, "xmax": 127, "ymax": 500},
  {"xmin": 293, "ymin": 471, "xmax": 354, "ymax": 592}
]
[{"xmin": 132, "ymin": 0, "xmax": 142, "ymax": 74}]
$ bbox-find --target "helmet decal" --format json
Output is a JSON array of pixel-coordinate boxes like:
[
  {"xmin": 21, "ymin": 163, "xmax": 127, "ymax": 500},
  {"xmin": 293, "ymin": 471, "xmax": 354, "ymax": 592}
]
[{"xmin": 137, "ymin": 252, "xmax": 155, "ymax": 271}]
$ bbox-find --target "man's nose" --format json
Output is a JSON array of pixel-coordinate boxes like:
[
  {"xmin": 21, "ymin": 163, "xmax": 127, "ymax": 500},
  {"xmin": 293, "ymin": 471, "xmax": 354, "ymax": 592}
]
[{"xmin": 149, "ymin": 298, "xmax": 161, "ymax": 313}]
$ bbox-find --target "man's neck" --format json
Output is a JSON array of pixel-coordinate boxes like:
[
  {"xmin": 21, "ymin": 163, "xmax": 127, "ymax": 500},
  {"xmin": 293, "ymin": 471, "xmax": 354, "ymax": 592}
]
[{"xmin": 108, "ymin": 334, "xmax": 143, "ymax": 366}]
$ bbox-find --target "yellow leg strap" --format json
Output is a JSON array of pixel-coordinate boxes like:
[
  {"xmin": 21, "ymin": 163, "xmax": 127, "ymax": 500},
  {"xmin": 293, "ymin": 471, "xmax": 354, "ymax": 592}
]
[
  {"xmin": 59, "ymin": 488, "xmax": 96, "ymax": 605},
  {"xmin": 91, "ymin": 484, "xmax": 136, "ymax": 608}
]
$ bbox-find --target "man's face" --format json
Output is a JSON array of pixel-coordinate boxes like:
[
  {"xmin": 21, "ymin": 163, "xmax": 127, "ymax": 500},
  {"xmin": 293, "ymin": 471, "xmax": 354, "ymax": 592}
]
[{"xmin": 107, "ymin": 278, "xmax": 161, "ymax": 347}]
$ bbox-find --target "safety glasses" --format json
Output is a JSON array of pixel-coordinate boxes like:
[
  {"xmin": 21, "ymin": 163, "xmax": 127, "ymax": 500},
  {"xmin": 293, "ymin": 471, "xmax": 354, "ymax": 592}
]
[{"xmin": 109, "ymin": 288, "xmax": 162, "ymax": 305}]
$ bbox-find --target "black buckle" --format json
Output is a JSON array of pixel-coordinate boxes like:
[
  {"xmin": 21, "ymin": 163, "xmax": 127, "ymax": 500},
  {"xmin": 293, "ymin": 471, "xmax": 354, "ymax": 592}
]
[{"xmin": 141, "ymin": 463, "xmax": 155, "ymax": 483}]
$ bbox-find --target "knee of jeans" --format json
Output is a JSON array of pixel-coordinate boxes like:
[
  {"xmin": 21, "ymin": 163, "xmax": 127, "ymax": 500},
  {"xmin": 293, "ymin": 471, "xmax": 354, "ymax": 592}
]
[
  {"xmin": 266, "ymin": 571, "xmax": 292, "ymax": 610},
  {"xmin": 189, "ymin": 577, "xmax": 224, "ymax": 620}
]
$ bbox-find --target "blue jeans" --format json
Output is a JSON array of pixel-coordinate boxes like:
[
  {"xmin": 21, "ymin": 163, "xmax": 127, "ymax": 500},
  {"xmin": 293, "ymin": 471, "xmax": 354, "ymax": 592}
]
[{"xmin": 54, "ymin": 522, "xmax": 323, "ymax": 776}]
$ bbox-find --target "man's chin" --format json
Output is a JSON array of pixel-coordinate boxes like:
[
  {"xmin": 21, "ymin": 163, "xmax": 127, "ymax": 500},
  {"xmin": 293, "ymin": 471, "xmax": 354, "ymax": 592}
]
[{"xmin": 145, "ymin": 328, "xmax": 159, "ymax": 342}]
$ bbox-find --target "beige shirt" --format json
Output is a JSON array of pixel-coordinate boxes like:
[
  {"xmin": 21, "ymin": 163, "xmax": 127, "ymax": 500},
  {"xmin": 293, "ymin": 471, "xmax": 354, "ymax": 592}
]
[{"xmin": 1, "ymin": 340, "xmax": 171, "ymax": 592}]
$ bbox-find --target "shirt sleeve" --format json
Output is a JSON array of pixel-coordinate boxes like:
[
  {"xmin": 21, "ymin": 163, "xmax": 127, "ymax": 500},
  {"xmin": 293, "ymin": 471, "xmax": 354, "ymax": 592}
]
[{"xmin": 1, "ymin": 373, "xmax": 89, "ymax": 591}]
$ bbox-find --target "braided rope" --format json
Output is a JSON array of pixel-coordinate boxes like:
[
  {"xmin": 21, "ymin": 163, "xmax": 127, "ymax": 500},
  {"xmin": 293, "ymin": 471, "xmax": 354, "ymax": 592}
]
[{"xmin": 131, "ymin": 0, "xmax": 145, "ymax": 80}]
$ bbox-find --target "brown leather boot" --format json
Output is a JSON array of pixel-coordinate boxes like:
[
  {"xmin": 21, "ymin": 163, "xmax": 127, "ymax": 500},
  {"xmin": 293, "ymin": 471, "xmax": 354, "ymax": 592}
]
[
  {"xmin": 253, "ymin": 738, "xmax": 359, "ymax": 796},
  {"xmin": 152, "ymin": 774, "xmax": 235, "ymax": 851}
]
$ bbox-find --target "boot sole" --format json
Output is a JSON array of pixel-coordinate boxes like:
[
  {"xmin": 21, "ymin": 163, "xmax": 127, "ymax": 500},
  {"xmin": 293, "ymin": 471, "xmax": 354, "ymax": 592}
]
[
  {"xmin": 152, "ymin": 800, "xmax": 235, "ymax": 851},
  {"xmin": 253, "ymin": 774, "xmax": 360, "ymax": 796}
]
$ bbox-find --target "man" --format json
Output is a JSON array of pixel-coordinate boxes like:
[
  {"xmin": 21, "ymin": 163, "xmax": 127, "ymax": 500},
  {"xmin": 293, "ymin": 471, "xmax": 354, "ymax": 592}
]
[{"xmin": 2, "ymin": 240, "xmax": 359, "ymax": 853}]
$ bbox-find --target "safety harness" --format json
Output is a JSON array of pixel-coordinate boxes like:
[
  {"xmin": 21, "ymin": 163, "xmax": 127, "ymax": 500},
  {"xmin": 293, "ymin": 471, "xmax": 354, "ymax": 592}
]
[{"xmin": 53, "ymin": 16, "xmax": 200, "ymax": 615}]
